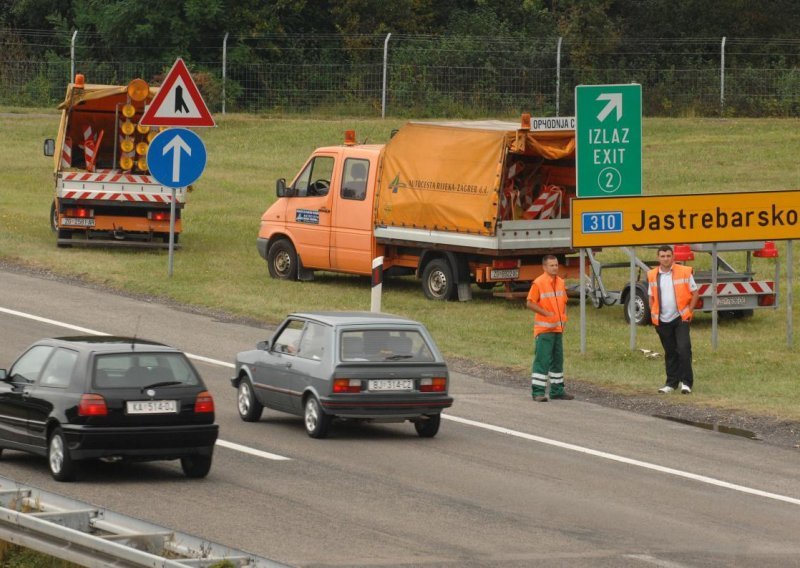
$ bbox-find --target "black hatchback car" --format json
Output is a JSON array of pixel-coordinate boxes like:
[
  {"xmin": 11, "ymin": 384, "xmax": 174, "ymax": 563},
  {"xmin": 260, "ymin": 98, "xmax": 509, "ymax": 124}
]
[{"xmin": 0, "ymin": 336, "xmax": 218, "ymax": 481}]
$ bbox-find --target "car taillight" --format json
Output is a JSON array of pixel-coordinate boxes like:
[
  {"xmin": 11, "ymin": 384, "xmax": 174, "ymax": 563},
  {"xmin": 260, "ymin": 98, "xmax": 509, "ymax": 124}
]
[
  {"xmin": 194, "ymin": 391, "xmax": 215, "ymax": 413},
  {"xmin": 759, "ymin": 294, "xmax": 776, "ymax": 307},
  {"xmin": 419, "ymin": 377, "xmax": 447, "ymax": 392},
  {"xmin": 78, "ymin": 394, "xmax": 108, "ymax": 416},
  {"xmin": 333, "ymin": 379, "xmax": 361, "ymax": 393},
  {"xmin": 65, "ymin": 207, "xmax": 93, "ymax": 218},
  {"xmin": 491, "ymin": 258, "xmax": 518, "ymax": 269}
]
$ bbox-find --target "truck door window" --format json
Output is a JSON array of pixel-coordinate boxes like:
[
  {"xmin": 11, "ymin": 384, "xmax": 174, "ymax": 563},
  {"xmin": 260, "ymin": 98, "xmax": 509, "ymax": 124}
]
[
  {"xmin": 293, "ymin": 156, "xmax": 334, "ymax": 197},
  {"xmin": 341, "ymin": 159, "xmax": 369, "ymax": 201}
]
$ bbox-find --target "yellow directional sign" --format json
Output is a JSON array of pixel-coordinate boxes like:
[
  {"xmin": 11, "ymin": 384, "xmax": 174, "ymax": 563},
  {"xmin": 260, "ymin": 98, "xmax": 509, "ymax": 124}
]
[{"xmin": 571, "ymin": 190, "xmax": 800, "ymax": 247}]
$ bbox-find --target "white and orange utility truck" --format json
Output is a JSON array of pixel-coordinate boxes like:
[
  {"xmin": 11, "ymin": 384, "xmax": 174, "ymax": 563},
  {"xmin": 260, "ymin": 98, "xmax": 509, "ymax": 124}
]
[
  {"xmin": 44, "ymin": 74, "xmax": 185, "ymax": 248},
  {"xmin": 258, "ymin": 117, "xmax": 581, "ymax": 301},
  {"xmin": 258, "ymin": 117, "xmax": 778, "ymax": 317}
]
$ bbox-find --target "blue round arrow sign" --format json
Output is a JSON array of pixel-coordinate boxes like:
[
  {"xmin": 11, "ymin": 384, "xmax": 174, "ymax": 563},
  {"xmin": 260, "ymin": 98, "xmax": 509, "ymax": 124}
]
[{"xmin": 147, "ymin": 128, "xmax": 207, "ymax": 188}]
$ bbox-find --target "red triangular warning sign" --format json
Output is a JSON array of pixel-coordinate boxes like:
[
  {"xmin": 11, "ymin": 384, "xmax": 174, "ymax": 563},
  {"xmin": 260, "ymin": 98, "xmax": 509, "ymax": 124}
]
[{"xmin": 140, "ymin": 58, "xmax": 216, "ymax": 127}]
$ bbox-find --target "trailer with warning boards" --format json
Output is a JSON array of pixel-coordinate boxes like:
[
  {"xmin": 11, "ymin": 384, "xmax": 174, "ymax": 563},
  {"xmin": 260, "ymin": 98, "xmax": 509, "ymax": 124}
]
[
  {"xmin": 43, "ymin": 74, "xmax": 185, "ymax": 248},
  {"xmin": 582, "ymin": 242, "xmax": 779, "ymax": 325}
]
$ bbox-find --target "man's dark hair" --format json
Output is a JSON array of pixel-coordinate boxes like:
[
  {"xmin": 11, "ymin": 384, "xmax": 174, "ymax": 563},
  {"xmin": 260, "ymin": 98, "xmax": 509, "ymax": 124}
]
[
  {"xmin": 657, "ymin": 245, "xmax": 673, "ymax": 254},
  {"xmin": 542, "ymin": 254, "xmax": 558, "ymax": 264}
]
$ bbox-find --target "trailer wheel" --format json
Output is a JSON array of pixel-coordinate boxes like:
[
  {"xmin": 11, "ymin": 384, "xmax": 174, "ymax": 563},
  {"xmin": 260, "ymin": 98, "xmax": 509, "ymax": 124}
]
[
  {"xmin": 421, "ymin": 258, "xmax": 456, "ymax": 301},
  {"xmin": 624, "ymin": 286, "xmax": 651, "ymax": 326},
  {"xmin": 50, "ymin": 201, "xmax": 58, "ymax": 233},
  {"xmin": 268, "ymin": 239, "xmax": 298, "ymax": 280}
]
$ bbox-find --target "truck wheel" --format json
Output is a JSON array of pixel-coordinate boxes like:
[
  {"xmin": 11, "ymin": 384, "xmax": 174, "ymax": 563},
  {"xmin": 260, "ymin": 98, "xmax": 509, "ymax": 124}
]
[
  {"xmin": 421, "ymin": 259, "xmax": 456, "ymax": 301},
  {"xmin": 268, "ymin": 239, "xmax": 298, "ymax": 280},
  {"xmin": 624, "ymin": 286, "xmax": 651, "ymax": 326},
  {"xmin": 50, "ymin": 201, "xmax": 58, "ymax": 233}
]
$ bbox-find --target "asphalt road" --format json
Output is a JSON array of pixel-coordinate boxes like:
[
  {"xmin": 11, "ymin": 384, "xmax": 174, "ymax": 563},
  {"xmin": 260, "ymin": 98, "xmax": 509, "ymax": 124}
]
[{"xmin": 1, "ymin": 269, "xmax": 799, "ymax": 568}]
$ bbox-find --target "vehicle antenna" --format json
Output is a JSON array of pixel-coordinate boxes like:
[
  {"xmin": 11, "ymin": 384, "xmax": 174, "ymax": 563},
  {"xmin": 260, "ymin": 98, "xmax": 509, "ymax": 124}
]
[{"xmin": 131, "ymin": 316, "xmax": 141, "ymax": 350}]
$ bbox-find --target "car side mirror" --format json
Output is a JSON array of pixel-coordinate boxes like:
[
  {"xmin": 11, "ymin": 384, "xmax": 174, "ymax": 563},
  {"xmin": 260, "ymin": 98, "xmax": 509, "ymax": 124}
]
[
  {"xmin": 256, "ymin": 340, "xmax": 270, "ymax": 351},
  {"xmin": 0, "ymin": 370, "xmax": 6, "ymax": 381},
  {"xmin": 43, "ymin": 139, "xmax": 55, "ymax": 157},
  {"xmin": 276, "ymin": 178, "xmax": 290, "ymax": 198}
]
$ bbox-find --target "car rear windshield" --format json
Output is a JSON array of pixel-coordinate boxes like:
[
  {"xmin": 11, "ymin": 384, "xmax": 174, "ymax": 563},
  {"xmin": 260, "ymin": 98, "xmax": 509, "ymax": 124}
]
[
  {"xmin": 93, "ymin": 352, "xmax": 200, "ymax": 388},
  {"xmin": 340, "ymin": 329, "xmax": 435, "ymax": 362}
]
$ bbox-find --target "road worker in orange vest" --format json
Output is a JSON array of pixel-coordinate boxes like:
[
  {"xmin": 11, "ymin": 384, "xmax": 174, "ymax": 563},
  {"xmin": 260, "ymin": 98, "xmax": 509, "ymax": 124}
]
[
  {"xmin": 647, "ymin": 245, "xmax": 700, "ymax": 394},
  {"xmin": 526, "ymin": 255, "xmax": 574, "ymax": 402}
]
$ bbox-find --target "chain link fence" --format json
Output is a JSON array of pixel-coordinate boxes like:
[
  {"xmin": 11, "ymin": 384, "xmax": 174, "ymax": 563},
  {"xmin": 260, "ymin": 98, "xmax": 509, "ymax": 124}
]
[{"xmin": 2, "ymin": 29, "xmax": 799, "ymax": 117}]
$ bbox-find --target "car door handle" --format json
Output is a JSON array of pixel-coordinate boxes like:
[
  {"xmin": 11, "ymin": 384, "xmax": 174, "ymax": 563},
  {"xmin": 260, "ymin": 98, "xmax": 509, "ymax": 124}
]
[{"xmin": 318, "ymin": 207, "xmax": 330, "ymax": 213}]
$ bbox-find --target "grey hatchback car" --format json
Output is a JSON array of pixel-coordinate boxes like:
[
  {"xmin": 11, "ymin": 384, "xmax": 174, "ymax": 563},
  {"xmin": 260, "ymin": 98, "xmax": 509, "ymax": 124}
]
[{"xmin": 231, "ymin": 312, "xmax": 453, "ymax": 438}]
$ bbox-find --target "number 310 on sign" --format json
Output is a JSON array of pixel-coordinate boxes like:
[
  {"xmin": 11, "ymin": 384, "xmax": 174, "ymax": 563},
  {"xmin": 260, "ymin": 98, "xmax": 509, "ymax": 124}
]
[{"xmin": 581, "ymin": 211, "xmax": 623, "ymax": 234}]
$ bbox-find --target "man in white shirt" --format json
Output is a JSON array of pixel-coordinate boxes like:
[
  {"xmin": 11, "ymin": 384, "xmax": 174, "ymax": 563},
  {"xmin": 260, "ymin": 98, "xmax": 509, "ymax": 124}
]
[{"xmin": 647, "ymin": 245, "xmax": 700, "ymax": 394}]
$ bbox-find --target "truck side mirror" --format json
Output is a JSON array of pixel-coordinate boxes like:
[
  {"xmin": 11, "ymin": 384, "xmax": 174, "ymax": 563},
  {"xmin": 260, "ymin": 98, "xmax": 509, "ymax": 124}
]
[
  {"xmin": 276, "ymin": 178, "xmax": 288, "ymax": 197},
  {"xmin": 43, "ymin": 139, "xmax": 55, "ymax": 157}
]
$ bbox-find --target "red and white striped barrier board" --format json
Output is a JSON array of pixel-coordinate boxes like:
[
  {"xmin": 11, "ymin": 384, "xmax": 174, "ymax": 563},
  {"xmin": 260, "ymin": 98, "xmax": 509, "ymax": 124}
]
[
  {"xmin": 696, "ymin": 281, "xmax": 775, "ymax": 296},
  {"xmin": 60, "ymin": 190, "xmax": 173, "ymax": 203},
  {"xmin": 63, "ymin": 170, "xmax": 155, "ymax": 184},
  {"xmin": 523, "ymin": 185, "xmax": 562, "ymax": 220},
  {"xmin": 61, "ymin": 137, "xmax": 72, "ymax": 168}
]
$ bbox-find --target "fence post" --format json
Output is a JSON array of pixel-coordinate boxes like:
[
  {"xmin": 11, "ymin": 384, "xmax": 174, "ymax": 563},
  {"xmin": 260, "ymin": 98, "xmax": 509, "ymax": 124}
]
[
  {"xmin": 70, "ymin": 30, "xmax": 77, "ymax": 81},
  {"xmin": 720, "ymin": 36, "xmax": 726, "ymax": 115},
  {"xmin": 556, "ymin": 36, "xmax": 562, "ymax": 116},
  {"xmin": 381, "ymin": 33, "xmax": 392, "ymax": 119},
  {"xmin": 222, "ymin": 32, "xmax": 229, "ymax": 114}
]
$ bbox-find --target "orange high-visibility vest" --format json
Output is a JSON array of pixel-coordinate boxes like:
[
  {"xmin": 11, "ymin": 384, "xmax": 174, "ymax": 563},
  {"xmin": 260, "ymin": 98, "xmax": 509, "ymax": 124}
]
[
  {"xmin": 647, "ymin": 264, "xmax": 694, "ymax": 325},
  {"xmin": 527, "ymin": 273, "xmax": 568, "ymax": 336}
]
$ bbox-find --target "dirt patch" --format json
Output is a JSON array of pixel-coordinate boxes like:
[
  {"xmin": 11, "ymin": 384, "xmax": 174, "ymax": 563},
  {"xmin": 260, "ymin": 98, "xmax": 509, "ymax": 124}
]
[{"xmin": 4, "ymin": 259, "xmax": 799, "ymax": 451}]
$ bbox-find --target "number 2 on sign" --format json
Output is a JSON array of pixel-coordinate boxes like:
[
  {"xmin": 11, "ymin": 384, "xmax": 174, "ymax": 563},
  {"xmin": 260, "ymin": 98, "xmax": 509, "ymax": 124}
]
[{"xmin": 597, "ymin": 167, "xmax": 622, "ymax": 193}]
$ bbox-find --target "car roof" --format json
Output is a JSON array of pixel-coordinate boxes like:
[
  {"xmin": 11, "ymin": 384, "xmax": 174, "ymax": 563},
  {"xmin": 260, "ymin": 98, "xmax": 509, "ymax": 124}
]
[
  {"xmin": 288, "ymin": 311, "xmax": 422, "ymax": 328},
  {"xmin": 48, "ymin": 336, "xmax": 180, "ymax": 353}
]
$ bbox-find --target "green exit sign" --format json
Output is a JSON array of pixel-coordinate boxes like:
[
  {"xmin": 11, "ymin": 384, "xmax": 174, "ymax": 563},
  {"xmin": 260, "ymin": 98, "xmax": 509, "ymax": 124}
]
[{"xmin": 575, "ymin": 84, "xmax": 642, "ymax": 198}]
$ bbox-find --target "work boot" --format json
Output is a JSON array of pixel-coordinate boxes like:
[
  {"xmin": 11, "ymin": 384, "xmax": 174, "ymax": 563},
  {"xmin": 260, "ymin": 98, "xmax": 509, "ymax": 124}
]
[
  {"xmin": 533, "ymin": 395, "xmax": 548, "ymax": 402},
  {"xmin": 551, "ymin": 393, "xmax": 574, "ymax": 400}
]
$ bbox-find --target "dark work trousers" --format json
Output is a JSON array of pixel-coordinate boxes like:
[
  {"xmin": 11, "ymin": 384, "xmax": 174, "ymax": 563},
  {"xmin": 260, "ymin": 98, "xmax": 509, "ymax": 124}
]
[{"xmin": 655, "ymin": 318, "xmax": 693, "ymax": 389}]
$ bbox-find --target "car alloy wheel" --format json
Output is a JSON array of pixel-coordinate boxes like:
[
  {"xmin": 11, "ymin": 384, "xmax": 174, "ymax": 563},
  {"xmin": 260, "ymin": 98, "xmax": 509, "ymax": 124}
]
[
  {"xmin": 304, "ymin": 396, "xmax": 331, "ymax": 439},
  {"xmin": 237, "ymin": 379, "xmax": 263, "ymax": 422},
  {"xmin": 48, "ymin": 428, "xmax": 76, "ymax": 482}
]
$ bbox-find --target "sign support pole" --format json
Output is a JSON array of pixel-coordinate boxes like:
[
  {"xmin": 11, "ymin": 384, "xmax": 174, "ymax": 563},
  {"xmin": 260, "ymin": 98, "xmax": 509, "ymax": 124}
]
[
  {"xmin": 711, "ymin": 243, "xmax": 719, "ymax": 350},
  {"xmin": 788, "ymin": 240, "xmax": 794, "ymax": 349},
  {"xmin": 168, "ymin": 188, "xmax": 177, "ymax": 277},
  {"xmin": 629, "ymin": 250, "xmax": 636, "ymax": 350},
  {"xmin": 580, "ymin": 248, "xmax": 587, "ymax": 354}
]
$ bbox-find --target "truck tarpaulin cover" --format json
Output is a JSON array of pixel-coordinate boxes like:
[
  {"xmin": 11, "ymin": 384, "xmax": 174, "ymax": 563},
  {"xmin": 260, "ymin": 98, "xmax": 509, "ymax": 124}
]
[{"xmin": 374, "ymin": 121, "xmax": 575, "ymax": 235}]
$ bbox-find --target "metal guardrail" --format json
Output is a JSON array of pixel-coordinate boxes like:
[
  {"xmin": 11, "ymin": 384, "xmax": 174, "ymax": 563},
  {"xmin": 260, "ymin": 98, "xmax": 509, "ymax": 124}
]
[{"xmin": 0, "ymin": 475, "xmax": 290, "ymax": 568}]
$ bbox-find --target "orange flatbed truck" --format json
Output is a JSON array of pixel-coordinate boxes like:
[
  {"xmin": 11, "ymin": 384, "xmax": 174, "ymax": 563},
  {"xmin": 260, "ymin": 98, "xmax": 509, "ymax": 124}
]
[
  {"xmin": 44, "ymin": 75, "xmax": 185, "ymax": 248},
  {"xmin": 258, "ymin": 117, "xmax": 585, "ymax": 301}
]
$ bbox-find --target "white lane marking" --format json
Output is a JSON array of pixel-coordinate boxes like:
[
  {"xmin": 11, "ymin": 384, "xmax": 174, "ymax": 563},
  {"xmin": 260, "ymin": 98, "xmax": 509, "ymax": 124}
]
[
  {"xmin": 623, "ymin": 554, "xmax": 692, "ymax": 568},
  {"xmin": 216, "ymin": 439, "xmax": 291, "ymax": 461},
  {"xmin": 0, "ymin": 306, "xmax": 288, "ymax": 461},
  {"xmin": 443, "ymin": 414, "xmax": 800, "ymax": 507},
  {"xmin": 4, "ymin": 306, "xmax": 800, "ymax": 502}
]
